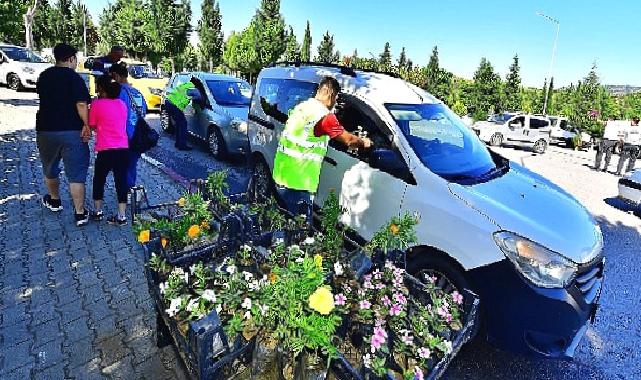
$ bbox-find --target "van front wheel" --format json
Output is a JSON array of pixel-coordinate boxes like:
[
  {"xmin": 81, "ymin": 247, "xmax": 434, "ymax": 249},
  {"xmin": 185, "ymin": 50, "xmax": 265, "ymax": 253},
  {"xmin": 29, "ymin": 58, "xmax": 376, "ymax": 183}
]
[
  {"xmin": 490, "ymin": 133, "xmax": 503, "ymax": 147},
  {"xmin": 406, "ymin": 250, "xmax": 471, "ymax": 295}
]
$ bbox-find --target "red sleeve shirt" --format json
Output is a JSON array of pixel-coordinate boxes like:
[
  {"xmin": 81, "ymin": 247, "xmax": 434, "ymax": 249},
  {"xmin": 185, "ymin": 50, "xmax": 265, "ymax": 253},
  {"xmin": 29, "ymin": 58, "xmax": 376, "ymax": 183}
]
[{"xmin": 314, "ymin": 113, "xmax": 345, "ymax": 139}]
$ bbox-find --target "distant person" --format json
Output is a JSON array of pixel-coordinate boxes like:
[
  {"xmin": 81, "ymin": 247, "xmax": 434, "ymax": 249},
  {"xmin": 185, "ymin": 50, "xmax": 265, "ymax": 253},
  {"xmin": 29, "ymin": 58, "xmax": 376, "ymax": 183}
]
[
  {"xmin": 88, "ymin": 76, "xmax": 130, "ymax": 226},
  {"xmin": 615, "ymin": 117, "xmax": 640, "ymax": 176},
  {"xmin": 36, "ymin": 43, "xmax": 91, "ymax": 226},
  {"xmin": 164, "ymin": 77, "xmax": 200, "ymax": 151},
  {"xmin": 594, "ymin": 131, "xmax": 621, "ymax": 172},
  {"xmin": 109, "ymin": 62, "xmax": 147, "ymax": 192},
  {"xmin": 91, "ymin": 46, "xmax": 124, "ymax": 75}
]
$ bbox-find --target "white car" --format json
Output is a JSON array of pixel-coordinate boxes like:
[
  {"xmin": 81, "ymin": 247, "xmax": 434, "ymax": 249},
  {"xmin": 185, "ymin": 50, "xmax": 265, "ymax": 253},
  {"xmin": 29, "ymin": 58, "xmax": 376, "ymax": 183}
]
[
  {"xmin": 618, "ymin": 170, "xmax": 641, "ymax": 206},
  {"xmin": 0, "ymin": 44, "xmax": 51, "ymax": 91},
  {"xmin": 548, "ymin": 116, "xmax": 592, "ymax": 149},
  {"xmin": 473, "ymin": 113, "xmax": 551, "ymax": 153},
  {"xmin": 247, "ymin": 63, "xmax": 604, "ymax": 358}
]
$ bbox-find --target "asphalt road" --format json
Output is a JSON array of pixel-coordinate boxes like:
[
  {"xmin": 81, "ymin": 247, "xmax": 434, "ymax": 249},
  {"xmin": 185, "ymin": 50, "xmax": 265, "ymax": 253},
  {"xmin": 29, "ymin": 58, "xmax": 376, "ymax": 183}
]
[{"xmin": 2, "ymin": 87, "xmax": 640, "ymax": 379}]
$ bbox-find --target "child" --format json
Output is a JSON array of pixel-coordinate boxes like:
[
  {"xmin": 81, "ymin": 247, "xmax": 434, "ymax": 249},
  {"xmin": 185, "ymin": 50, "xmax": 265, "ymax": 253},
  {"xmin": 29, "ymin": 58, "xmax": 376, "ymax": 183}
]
[{"xmin": 88, "ymin": 75, "xmax": 129, "ymax": 225}]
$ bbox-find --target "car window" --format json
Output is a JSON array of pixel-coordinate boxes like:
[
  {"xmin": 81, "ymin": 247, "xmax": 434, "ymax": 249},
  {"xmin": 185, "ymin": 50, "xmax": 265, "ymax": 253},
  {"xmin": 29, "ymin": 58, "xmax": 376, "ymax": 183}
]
[
  {"xmin": 257, "ymin": 78, "xmax": 318, "ymax": 123},
  {"xmin": 172, "ymin": 74, "xmax": 189, "ymax": 88},
  {"xmin": 206, "ymin": 80, "xmax": 252, "ymax": 106},
  {"xmin": 0, "ymin": 46, "xmax": 45, "ymax": 63},
  {"xmin": 530, "ymin": 118, "xmax": 549, "ymax": 129},
  {"xmin": 335, "ymin": 95, "xmax": 393, "ymax": 153}
]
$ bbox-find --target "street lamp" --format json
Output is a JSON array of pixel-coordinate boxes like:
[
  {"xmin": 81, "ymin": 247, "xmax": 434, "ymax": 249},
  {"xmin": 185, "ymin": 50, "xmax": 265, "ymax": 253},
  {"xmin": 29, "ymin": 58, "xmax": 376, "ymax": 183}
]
[{"xmin": 537, "ymin": 11, "xmax": 560, "ymax": 115}]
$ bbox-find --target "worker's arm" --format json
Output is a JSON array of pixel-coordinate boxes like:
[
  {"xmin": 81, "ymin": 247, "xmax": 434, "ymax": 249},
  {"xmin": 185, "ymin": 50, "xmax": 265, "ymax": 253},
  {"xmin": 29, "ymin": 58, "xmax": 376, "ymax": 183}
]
[
  {"xmin": 77, "ymin": 102, "xmax": 91, "ymax": 141},
  {"xmin": 333, "ymin": 131, "xmax": 372, "ymax": 150}
]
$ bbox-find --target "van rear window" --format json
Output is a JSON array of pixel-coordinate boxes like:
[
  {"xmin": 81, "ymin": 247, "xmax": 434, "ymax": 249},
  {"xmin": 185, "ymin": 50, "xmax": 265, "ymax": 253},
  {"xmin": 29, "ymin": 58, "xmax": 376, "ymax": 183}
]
[{"xmin": 257, "ymin": 79, "xmax": 317, "ymax": 123}]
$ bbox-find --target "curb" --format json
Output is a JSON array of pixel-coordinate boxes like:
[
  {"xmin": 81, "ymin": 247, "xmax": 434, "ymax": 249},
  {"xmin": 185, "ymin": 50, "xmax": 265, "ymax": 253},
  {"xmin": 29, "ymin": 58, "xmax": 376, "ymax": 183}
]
[{"xmin": 141, "ymin": 152, "xmax": 190, "ymax": 189}]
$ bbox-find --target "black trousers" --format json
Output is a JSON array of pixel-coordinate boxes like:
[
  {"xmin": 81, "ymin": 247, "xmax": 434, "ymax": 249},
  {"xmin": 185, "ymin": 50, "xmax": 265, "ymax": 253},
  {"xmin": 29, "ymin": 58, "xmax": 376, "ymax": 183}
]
[
  {"xmin": 93, "ymin": 149, "xmax": 129, "ymax": 203},
  {"xmin": 617, "ymin": 145, "xmax": 639, "ymax": 174},
  {"xmin": 594, "ymin": 140, "xmax": 617, "ymax": 170}
]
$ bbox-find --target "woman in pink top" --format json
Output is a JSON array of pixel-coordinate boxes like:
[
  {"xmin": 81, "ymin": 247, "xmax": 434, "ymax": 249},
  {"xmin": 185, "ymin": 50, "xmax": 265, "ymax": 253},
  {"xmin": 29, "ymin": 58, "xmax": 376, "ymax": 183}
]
[{"xmin": 88, "ymin": 76, "xmax": 129, "ymax": 225}]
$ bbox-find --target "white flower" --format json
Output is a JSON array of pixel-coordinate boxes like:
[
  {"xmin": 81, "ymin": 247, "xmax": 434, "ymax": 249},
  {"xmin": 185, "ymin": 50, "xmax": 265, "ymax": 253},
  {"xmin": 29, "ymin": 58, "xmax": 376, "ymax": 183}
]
[
  {"xmin": 226, "ymin": 265, "xmax": 237, "ymax": 274},
  {"xmin": 216, "ymin": 304, "xmax": 222, "ymax": 313},
  {"xmin": 288, "ymin": 245, "xmax": 301, "ymax": 253},
  {"xmin": 166, "ymin": 297, "xmax": 182, "ymax": 317},
  {"xmin": 258, "ymin": 303, "xmax": 269, "ymax": 314},
  {"xmin": 303, "ymin": 236, "xmax": 315, "ymax": 245},
  {"xmin": 442, "ymin": 340, "xmax": 452, "ymax": 354},
  {"xmin": 242, "ymin": 271, "xmax": 253, "ymax": 281},
  {"xmin": 244, "ymin": 310, "xmax": 252, "ymax": 320},
  {"xmin": 242, "ymin": 297, "xmax": 252, "ymax": 310},
  {"xmin": 295, "ymin": 257, "xmax": 304, "ymax": 263},
  {"xmin": 183, "ymin": 272, "xmax": 189, "ymax": 283},
  {"xmin": 151, "ymin": 252, "xmax": 157, "ymax": 258},
  {"xmin": 186, "ymin": 298, "xmax": 198, "ymax": 312},
  {"xmin": 363, "ymin": 353, "xmax": 372, "ymax": 368},
  {"xmin": 201, "ymin": 289, "xmax": 216, "ymax": 303},
  {"xmin": 159, "ymin": 282, "xmax": 167, "ymax": 295},
  {"xmin": 248, "ymin": 281, "xmax": 260, "ymax": 291},
  {"xmin": 333, "ymin": 262, "xmax": 344, "ymax": 276},
  {"xmin": 189, "ymin": 264, "xmax": 196, "ymax": 274}
]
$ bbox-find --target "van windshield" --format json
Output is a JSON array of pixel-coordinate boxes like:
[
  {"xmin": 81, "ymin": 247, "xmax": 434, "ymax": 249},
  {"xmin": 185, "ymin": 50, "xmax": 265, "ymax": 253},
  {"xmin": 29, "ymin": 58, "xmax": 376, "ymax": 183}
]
[
  {"xmin": 1, "ymin": 46, "xmax": 45, "ymax": 63},
  {"xmin": 386, "ymin": 103, "xmax": 502, "ymax": 182},
  {"xmin": 206, "ymin": 80, "xmax": 252, "ymax": 106}
]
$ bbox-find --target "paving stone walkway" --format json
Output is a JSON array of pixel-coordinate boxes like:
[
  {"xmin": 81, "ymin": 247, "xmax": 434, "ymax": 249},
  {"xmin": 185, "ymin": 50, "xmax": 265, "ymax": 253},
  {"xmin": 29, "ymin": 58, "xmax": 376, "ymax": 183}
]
[{"xmin": 0, "ymin": 129, "xmax": 189, "ymax": 379}]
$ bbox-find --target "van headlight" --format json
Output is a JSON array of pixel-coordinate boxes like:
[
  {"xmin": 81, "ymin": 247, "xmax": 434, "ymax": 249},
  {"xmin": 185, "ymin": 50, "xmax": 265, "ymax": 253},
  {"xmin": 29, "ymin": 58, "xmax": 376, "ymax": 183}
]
[
  {"xmin": 231, "ymin": 118, "xmax": 248, "ymax": 133},
  {"xmin": 22, "ymin": 66, "xmax": 35, "ymax": 74},
  {"xmin": 493, "ymin": 231, "xmax": 577, "ymax": 288},
  {"xmin": 149, "ymin": 88, "xmax": 163, "ymax": 96}
]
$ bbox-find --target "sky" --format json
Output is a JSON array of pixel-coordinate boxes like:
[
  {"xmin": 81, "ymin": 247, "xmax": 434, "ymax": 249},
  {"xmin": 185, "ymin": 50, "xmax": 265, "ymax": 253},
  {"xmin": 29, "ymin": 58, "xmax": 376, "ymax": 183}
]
[{"xmin": 84, "ymin": 0, "xmax": 641, "ymax": 88}]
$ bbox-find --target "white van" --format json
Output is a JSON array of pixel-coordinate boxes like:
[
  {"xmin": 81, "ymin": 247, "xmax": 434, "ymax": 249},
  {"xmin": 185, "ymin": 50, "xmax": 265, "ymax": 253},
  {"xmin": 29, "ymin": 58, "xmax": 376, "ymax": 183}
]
[
  {"xmin": 247, "ymin": 63, "xmax": 604, "ymax": 358},
  {"xmin": 0, "ymin": 44, "xmax": 51, "ymax": 91},
  {"xmin": 473, "ymin": 113, "xmax": 551, "ymax": 153}
]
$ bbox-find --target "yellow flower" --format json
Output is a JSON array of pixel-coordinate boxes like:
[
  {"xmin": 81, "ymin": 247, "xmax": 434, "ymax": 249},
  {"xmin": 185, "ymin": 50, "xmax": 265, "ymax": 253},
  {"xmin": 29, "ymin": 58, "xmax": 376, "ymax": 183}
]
[
  {"xmin": 161, "ymin": 237, "xmax": 169, "ymax": 248},
  {"xmin": 177, "ymin": 197, "xmax": 186, "ymax": 207},
  {"xmin": 138, "ymin": 230, "xmax": 150, "ymax": 244},
  {"xmin": 308, "ymin": 287, "xmax": 335, "ymax": 315},
  {"xmin": 313, "ymin": 254, "xmax": 323, "ymax": 269},
  {"xmin": 187, "ymin": 225, "xmax": 200, "ymax": 239},
  {"xmin": 268, "ymin": 272, "xmax": 278, "ymax": 284},
  {"xmin": 389, "ymin": 224, "xmax": 399, "ymax": 235}
]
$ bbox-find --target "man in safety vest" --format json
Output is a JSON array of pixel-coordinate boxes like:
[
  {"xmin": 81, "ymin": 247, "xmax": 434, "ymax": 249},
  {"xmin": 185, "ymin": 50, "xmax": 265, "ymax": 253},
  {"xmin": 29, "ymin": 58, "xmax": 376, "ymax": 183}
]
[
  {"xmin": 165, "ymin": 78, "xmax": 199, "ymax": 151},
  {"xmin": 272, "ymin": 76, "xmax": 372, "ymax": 219}
]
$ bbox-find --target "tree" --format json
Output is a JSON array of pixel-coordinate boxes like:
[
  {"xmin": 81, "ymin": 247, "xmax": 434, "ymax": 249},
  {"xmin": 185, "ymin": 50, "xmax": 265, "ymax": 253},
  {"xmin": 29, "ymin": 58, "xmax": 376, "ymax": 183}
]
[
  {"xmin": 24, "ymin": 0, "xmax": 39, "ymax": 49},
  {"xmin": 223, "ymin": 24, "xmax": 261, "ymax": 82},
  {"xmin": 282, "ymin": 25, "xmax": 300, "ymax": 61},
  {"xmin": 0, "ymin": 1, "xmax": 28, "ymax": 45},
  {"xmin": 545, "ymin": 77, "xmax": 554, "ymax": 114},
  {"xmin": 397, "ymin": 47, "xmax": 407, "ymax": 74},
  {"xmin": 316, "ymin": 31, "xmax": 339, "ymax": 63},
  {"xmin": 99, "ymin": 0, "xmax": 155, "ymax": 59},
  {"xmin": 150, "ymin": 0, "xmax": 192, "ymax": 73},
  {"xmin": 503, "ymin": 54, "xmax": 522, "ymax": 111},
  {"xmin": 425, "ymin": 46, "xmax": 440, "ymax": 91},
  {"xmin": 470, "ymin": 58, "xmax": 502, "ymax": 120},
  {"xmin": 254, "ymin": 0, "xmax": 286, "ymax": 66},
  {"xmin": 53, "ymin": 0, "xmax": 74, "ymax": 44},
  {"xmin": 378, "ymin": 42, "xmax": 392, "ymax": 72},
  {"xmin": 197, "ymin": 0, "xmax": 223, "ymax": 71},
  {"xmin": 301, "ymin": 21, "xmax": 311, "ymax": 62},
  {"xmin": 32, "ymin": 0, "xmax": 55, "ymax": 49},
  {"xmin": 70, "ymin": 1, "xmax": 98, "ymax": 55}
]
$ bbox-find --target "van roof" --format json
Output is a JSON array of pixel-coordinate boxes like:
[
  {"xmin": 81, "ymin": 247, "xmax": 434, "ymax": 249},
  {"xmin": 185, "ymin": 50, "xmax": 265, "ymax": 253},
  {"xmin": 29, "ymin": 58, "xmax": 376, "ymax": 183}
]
[{"xmin": 258, "ymin": 64, "xmax": 440, "ymax": 106}]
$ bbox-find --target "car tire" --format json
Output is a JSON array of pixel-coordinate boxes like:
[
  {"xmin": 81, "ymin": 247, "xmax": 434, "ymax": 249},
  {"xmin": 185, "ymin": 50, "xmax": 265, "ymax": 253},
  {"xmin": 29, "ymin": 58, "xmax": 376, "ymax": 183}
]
[
  {"xmin": 160, "ymin": 109, "xmax": 173, "ymax": 133},
  {"xmin": 208, "ymin": 125, "xmax": 227, "ymax": 160},
  {"xmin": 7, "ymin": 73, "xmax": 23, "ymax": 91},
  {"xmin": 533, "ymin": 139, "xmax": 547, "ymax": 154},
  {"xmin": 250, "ymin": 155, "xmax": 275, "ymax": 204},
  {"xmin": 490, "ymin": 133, "xmax": 503, "ymax": 147},
  {"xmin": 406, "ymin": 249, "xmax": 471, "ymax": 295}
]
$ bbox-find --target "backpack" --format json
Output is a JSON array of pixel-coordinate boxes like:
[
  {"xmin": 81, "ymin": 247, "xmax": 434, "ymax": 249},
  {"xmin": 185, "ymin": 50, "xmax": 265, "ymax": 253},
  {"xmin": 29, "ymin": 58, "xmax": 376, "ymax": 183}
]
[{"xmin": 124, "ymin": 87, "xmax": 159, "ymax": 153}]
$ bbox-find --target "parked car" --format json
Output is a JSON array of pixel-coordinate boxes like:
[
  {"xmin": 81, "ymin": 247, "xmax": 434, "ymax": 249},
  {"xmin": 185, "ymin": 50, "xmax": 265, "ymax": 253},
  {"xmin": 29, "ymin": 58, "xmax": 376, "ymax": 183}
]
[
  {"xmin": 618, "ymin": 169, "xmax": 641, "ymax": 207},
  {"xmin": 548, "ymin": 116, "xmax": 592, "ymax": 149},
  {"xmin": 473, "ymin": 113, "xmax": 551, "ymax": 153},
  {"xmin": 80, "ymin": 57, "xmax": 167, "ymax": 110},
  {"xmin": 247, "ymin": 62, "xmax": 604, "ymax": 358},
  {"xmin": 0, "ymin": 44, "xmax": 52, "ymax": 90},
  {"xmin": 161, "ymin": 72, "xmax": 252, "ymax": 159}
]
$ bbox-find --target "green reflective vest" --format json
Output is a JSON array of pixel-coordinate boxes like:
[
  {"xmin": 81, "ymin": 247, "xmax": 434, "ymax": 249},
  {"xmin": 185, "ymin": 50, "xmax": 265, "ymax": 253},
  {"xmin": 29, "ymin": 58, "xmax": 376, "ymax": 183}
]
[
  {"xmin": 273, "ymin": 98, "xmax": 330, "ymax": 193},
  {"xmin": 166, "ymin": 82, "xmax": 195, "ymax": 111}
]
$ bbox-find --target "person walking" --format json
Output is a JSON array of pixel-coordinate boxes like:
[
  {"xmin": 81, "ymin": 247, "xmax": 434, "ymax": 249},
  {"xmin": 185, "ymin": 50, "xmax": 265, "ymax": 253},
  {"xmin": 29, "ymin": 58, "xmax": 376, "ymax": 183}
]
[
  {"xmin": 88, "ymin": 76, "xmax": 130, "ymax": 225},
  {"xmin": 36, "ymin": 43, "xmax": 91, "ymax": 226},
  {"xmin": 109, "ymin": 62, "xmax": 147, "ymax": 191},
  {"xmin": 164, "ymin": 77, "xmax": 199, "ymax": 151},
  {"xmin": 272, "ymin": 76, "xmax": 372, "ymax": 221},
  {"xmin": 615, "ymin": 117, "xmax": 641, "ymax": 176},
  {"xmin": 91, "ymin": 46, "xmax": 125, "ymax": 76}
]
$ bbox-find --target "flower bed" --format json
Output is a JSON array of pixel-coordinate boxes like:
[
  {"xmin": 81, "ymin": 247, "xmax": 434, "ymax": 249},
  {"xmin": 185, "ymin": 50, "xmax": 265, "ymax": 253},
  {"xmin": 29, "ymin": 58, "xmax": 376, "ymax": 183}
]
[{"xmin": 134, "ymin": 172, "xmax": 480, "ymax": 380}]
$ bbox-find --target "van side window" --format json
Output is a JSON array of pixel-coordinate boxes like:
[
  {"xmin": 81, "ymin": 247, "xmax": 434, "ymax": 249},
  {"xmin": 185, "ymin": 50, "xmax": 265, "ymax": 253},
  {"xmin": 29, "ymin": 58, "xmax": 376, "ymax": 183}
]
[
  {"xmin": 257, "ymin": 79, "xmax": 317, "ymax": 123},
  {"xmin": 530, "ymin": 118, "xmax": 549, "ymax": 129}
]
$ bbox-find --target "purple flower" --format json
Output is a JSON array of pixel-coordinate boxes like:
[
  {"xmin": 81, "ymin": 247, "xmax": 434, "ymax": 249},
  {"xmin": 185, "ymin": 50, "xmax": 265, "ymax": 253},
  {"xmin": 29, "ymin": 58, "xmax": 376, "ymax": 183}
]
[
  {"xmin": 375, "ymin": 282, "xmax": 386, "ymax": 290},
  {"xmin": 335, "ymin": 293, "xmax": 347, "ymax": 306},
  {"xmin": 381, "ymin": 295, "xmax": 392, "ymax": 307},
  {"xmin": 389, "ymin": 303, "xmax": 403, "ymax": 316},
  {"xmin": 359, "ymin": 300, "xmax": 371, "ymax": 310},
  {"xmin": 363, "ymin": 274, "xmax": 372, "ymax": 282},
  {"xmin": 426, "ymin": 275, "xmax": 437, "ymax": 284},
  {"xmin": 373, "ymin": 270, "xmax": 382, "ymax": 280},
  {"xmin": 370, "ymin": 326, "xmax": 388, "ymax": 352},
  {"xmin": 417, "ymin": 347, "xmax": 431, "ymax": 359},
  {"xmin": 363, "ymin": 281, "xmax": 374, "ymax": 290},
  {"xmin": 394, "ymin": 292, "xmax": 407, "ymax": 305},
  {"xmin": 414, "ymin": 367, "xmax": 424, "ymax": 380},
  {"xmin": 452, "ymin": 291, "xmax": 463, "ymax": 305}
]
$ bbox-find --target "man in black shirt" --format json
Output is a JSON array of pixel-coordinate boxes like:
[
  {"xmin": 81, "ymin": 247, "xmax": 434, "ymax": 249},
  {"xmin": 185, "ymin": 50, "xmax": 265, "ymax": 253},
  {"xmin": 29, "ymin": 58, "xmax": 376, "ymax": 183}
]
[
  {"xmin": 36, "ymin": 43, "xmax": 91, "ymax": 226},
  {"xmin": 91, "ymin": 46, "xmax": 124, "ymax": 75}
]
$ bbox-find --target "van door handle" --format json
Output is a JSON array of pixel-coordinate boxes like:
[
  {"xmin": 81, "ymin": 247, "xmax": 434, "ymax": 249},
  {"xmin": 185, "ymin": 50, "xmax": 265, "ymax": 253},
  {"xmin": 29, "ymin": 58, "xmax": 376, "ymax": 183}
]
[
  {"xmin": 249, "ymin": 114, "xmax": 275, "ymax": 130},
  {"xmin": 324, "ymin": 156, "xmax": 337, "ymax": 166}
]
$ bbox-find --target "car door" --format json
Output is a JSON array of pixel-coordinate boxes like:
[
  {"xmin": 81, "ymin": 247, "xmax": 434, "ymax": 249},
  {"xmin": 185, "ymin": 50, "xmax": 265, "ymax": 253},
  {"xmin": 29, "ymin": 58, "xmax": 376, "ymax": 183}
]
[
  {"xmin": 316, "ymin": 95, "xmax": 411, "ymax": 240},
  {"xmin": 506, "ymin": 115, "xmax": 526, "ymax": 141},
  {"xmin": 189, "ymin": 77, "xmax": 212, "ymax": 139},
  {"xmin": 0, "ymin": 51, "xmax": 9, "ymax": 85}
]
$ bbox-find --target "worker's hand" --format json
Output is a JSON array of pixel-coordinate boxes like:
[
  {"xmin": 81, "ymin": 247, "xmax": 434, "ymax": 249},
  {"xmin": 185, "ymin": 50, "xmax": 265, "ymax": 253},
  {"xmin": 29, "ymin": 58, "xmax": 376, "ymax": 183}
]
[{"xmin": 361, "ymin": 137, "xmax": 372, "ymax": 149}]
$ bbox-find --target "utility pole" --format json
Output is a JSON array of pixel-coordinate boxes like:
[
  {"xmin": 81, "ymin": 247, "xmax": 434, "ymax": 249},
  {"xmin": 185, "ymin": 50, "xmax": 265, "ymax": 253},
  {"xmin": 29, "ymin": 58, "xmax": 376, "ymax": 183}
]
[
  {"xmin": 83, "ymin": 7, "xmax": 87, "ymax": 56},
  {"xmin": 537, "ymin": 12, "xmax": 560, "ymax": 115}
]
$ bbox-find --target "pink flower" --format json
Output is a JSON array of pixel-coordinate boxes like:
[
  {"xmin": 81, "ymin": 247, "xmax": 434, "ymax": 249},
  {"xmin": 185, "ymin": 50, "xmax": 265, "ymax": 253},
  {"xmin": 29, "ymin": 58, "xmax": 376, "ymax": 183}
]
[
  {"xmin": 373, "ymin": 270, "xmax": 382, "ymax": 280},
  {"xmin": 375, "ymin": 282, "xmax": 386, "ymax": 290},
  {"xmin": 426, "ymin": 275, "xmax": 437, "ymax": 284},
  {"xmin": 359, "ymin": 300, "xmax": 371, "ymax": 310},
  {"xmin": 394, "ymin": 292, "xmax": 407, "ymax": 305},
  {"xmin": 389, "ymin": 303, "xmax": 403, "ymax": 316},
  {"xmin": 334, "ymin": 293, "xmax": 347, "ymax": 306},
  {"xmin": 370, "ymin": 326, "xmax": 387, "ymax": 352},
  {"xmin": 381, "ymin": 295, "xmax": 392, "ymax": 307},
  {"xmin": 417, "ymin": 347, "xmax": 431, "ymax": 359},
  {"xmin": 363, "ymin": 281, "xmax": 374, "ymax": 290},
  {"xmin": 452, "ymin": 291, "xmax": 463, "ymax": 305},
  {"xmin": 437, "ymin": 305, "xmax": 449, "ymax": 318},
  {"xmin": 414, "ymin": 367, "xmax": 424, "ymax": 380},
  {"xmin": 363, "ymin": 274, "xmax": 372, "ymax": 282}
]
